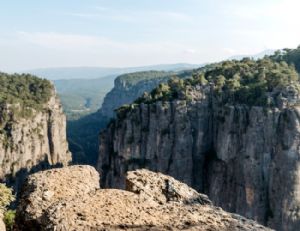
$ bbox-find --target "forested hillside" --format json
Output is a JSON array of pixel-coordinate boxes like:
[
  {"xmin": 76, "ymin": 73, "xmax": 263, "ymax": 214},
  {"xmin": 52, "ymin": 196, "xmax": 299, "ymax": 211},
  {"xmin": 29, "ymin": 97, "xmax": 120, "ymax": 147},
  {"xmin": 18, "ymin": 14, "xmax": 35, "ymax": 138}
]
[
  {"xmin": 127, "ymin": 58, "xmax": 299, "ymax": 107},
  {"xmin": 54, "ymin": 76, "xmax": 114, "ymax": 120},
  {"xmin": 0, "ymin": 73, "xmax": 53, "ymax": 119}
]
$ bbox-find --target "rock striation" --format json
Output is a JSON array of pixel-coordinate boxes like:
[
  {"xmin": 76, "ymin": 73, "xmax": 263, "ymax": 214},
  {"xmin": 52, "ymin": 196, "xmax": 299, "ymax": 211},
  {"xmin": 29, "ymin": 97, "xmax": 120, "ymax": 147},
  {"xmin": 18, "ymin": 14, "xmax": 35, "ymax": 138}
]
[
  {"xmin": 98, "ymin": 83, "xmax": 300, "ymax": 230},
  {"xmin": 15, "ymin": 166, "xmax": 271, "ymax": 231},
  {"xmin": 0, "ymin": 92, "xmax": 71, "ymax": 190}
]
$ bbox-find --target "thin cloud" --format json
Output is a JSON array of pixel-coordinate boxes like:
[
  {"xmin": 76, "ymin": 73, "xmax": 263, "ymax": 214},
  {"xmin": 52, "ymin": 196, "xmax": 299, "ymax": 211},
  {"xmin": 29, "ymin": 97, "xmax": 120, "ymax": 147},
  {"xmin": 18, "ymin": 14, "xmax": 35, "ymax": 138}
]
[
  {"xmin": 65, "ymin": 8, "xmax": 192, "ymax": 24},
  {"xmin": 16, "ymin": 31, "xmax": 194, "ymax": 53},
  {"xmin": 184, "ymin": 49, "xmax": 197, "ymax": 54},
  {"xmin": 223, "ymin": 48, "xmax": 236, "ymax": 55},
  {"xmin": 149, "ymin": 11, "xmax": 192, "ymax": 22}
]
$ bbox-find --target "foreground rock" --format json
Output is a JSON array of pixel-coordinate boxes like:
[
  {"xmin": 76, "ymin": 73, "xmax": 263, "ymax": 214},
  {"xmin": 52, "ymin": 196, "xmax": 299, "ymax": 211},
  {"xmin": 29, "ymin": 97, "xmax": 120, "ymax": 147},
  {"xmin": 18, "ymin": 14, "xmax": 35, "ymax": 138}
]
[
  {"xmin": 16, "ymin": 166, "xmax": 271, "ymax": 231},
  {"xmin": 16, "ymin": 165, "xmax": 99, "ymax": 230},
  {"xmin": 126, "ymin": 169, "xmax": 212, "ymax": 205}
]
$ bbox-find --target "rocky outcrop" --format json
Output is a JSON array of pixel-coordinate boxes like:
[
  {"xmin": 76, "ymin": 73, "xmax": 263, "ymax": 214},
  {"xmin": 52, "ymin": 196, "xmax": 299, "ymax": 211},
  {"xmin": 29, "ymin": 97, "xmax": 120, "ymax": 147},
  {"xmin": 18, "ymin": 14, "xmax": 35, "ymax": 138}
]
[
  {"xmin": 16, "ymin": 165, "xmax": 99, "ymax": 230},
  {"xmin": 16, "ymin": 166, "xmax": 271, "ymax": 231},
  {"xmin": 0, "ymin": 93, "xmax": 71, "ymax": 190},
  {"xmin": 98, "ymin": 84, "xmax": 300, "ymax": 230},
  {"xmin": 126, "ymin": 169, "xmax": 212, "ymax": 205}
]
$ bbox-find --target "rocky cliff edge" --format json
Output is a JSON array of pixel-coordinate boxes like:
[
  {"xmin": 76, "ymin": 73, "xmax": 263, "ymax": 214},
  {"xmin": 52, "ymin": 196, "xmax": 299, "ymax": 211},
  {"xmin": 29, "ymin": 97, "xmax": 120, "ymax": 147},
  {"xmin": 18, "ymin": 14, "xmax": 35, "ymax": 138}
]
[{"xmin": 16, "ymin": 166, "xmax": 271, "ymax": 231}]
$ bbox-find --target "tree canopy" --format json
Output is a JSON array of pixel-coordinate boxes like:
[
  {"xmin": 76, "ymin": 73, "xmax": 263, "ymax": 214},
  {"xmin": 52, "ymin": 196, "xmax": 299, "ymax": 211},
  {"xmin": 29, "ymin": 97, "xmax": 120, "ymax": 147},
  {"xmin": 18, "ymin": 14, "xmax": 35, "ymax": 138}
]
[
  {"xmin": 0, "ymin": 72, "xmax": 53, "ymax": 119},
  {"xmin": 117, "ymin": 57, "xmax": 300, "ymax": 114}
]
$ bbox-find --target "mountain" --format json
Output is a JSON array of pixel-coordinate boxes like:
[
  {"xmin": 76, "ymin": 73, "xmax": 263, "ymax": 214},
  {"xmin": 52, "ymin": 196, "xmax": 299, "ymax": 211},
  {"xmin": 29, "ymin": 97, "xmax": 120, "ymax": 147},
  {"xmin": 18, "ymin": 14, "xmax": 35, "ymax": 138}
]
[
  {"xmin": 53, "ymin": 76, "xmax": 114, "ymax": 120},
  {"xmin": 26, "ymin": 63, "xmax": 202, "ymax": 80},
  {"xmin": 0, "ymin": 72, "xmax": 71, "ymax": 191},
  {"xmin": 68, "ymin": 70, "xmax": 193, "ymax": 165},
  {"xmin": 98, "ymin": 54, "xmax": 300, "ymax": 230},
  {"xmin": 28, "ymin": 63, "xmax": 202, "ymax": 120},
  {"xmin": 100, "ymin": 70, "xmax": 193, "ymax": 118}
]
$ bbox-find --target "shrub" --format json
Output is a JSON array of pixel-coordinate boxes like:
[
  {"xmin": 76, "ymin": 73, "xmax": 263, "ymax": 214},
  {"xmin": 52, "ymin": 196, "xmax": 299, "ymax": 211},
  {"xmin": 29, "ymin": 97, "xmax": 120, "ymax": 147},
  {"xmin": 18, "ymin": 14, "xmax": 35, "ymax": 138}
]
[
  {"xmin": 0, "ymin": 72, "xmax": 53, "ymax": 120},
  {"xmin": 3, "ymin": 210, "xmax": 15, "ymax": 231},
  {"xmin": 0, "ymin": 184, "xmax": 14, "ymax": 213},
  {"xmin": 0, "ymin": 184, "xmax": 15, "ymax": 230}
]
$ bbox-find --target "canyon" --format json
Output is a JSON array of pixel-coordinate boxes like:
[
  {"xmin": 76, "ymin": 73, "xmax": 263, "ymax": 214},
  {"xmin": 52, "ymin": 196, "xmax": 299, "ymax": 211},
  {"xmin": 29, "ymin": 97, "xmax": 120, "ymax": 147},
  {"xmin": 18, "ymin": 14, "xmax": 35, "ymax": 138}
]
[{"xmin": 98, "ymin": 61, "xmax": 300, "ymax": 230}]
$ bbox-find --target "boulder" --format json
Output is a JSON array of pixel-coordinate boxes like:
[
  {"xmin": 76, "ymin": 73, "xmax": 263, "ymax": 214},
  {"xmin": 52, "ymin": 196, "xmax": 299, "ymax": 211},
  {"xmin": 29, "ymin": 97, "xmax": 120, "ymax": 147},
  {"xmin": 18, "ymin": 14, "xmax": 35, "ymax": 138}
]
[
  {"xmin": 16, "ymin": 165, "xmax": 100, "ymax": 230},
  {"xmin": 16, "ymin": 166, "xmax": 272, "ymax": 231},
  {"xmin": 126, "ymin": 169, "xmax": 212, "ymax": 205}
]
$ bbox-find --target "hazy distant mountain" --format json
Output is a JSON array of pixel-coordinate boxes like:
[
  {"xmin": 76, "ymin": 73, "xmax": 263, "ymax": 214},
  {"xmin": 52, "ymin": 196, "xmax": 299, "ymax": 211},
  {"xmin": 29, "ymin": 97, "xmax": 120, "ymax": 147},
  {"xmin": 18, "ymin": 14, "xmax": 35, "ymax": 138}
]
[
  {"xmin": 229, "ymin": 49, "xmax": 275, "ymax": 61},
  {"xmin": 26, "ymin": 63, "xmax": 202, "ymax": 80},
  {"xmin": 53, "ymin": 76, "xmax": 115, "ymax": 120},
  {"xmin": 44, "ymin": 63, "xmax": 203, "ymax": 120}
]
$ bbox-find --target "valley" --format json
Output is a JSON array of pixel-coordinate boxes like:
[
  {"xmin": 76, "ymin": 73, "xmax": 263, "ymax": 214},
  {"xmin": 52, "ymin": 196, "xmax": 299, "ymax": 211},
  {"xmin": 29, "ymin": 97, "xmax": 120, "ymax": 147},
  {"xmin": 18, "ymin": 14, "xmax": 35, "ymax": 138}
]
[{"xmin": 1, "ymin": 1, "xmax": 299, "ymax": 230}]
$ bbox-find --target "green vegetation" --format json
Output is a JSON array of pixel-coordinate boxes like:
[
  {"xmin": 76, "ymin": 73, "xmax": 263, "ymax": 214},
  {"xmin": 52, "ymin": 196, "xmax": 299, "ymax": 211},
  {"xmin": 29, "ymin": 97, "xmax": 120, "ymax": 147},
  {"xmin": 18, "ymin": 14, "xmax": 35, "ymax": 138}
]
[
  {"xmin": 116, "ymin": 71, "xmax": 176, "ymax": 87},
  {"xmin": 270, "ymin": 46, "xmax": 300, "ymax": 73},
  {"xmin": 0, "ymin": 184, "xmax": 14, "ymax": 213},
  {"xmin": 67, "ymin": 112, "xmax": 110, "ymax": 164},
  {"xmin": 68, "ymin": 70, "xmax": 193, "ymax": 164},
  {"xmin": 0, "ymin": 184, "xmax": 15, "ymax": 230},
  {"xmin": 0, "ymin": 72, "xmax": 53, "ymax": 119},
  {"xmin": 0, "ymin": 73, "xmax": 53, "ymax": 150},
  {"xmin": 130, "ymin": 58, "xmax": 299, "ymax": 107},
  {"xmin": 3, "ymin": 210, "xmax": 15, "ymax": 231},
  {"xmin": 54, "ymin": 76, "xmax": 114, "ymax": 120}
]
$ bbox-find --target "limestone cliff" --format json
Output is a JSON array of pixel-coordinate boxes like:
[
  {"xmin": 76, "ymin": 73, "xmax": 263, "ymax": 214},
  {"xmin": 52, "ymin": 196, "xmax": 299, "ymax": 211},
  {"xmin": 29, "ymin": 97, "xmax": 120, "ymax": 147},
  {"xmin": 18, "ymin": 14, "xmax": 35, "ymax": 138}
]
[
  {"xmin": 0, "ymin": 74, "xmax": 71, "ymax": 190},
  {"xmin": 98, "ymin": 78, "xmax": 300, "ymax": 231},
  {"xmin": 67, "ymin": 70, "xmax": 192, "ymax": 165}
]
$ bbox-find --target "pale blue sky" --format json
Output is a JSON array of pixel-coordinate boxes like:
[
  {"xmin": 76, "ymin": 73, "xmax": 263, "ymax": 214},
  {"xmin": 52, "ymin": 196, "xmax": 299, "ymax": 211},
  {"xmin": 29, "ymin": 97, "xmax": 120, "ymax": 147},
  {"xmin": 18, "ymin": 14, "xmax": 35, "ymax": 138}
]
[{"xmin": 1, "ymin": 0, "xmax": 299, "ymax": 71}]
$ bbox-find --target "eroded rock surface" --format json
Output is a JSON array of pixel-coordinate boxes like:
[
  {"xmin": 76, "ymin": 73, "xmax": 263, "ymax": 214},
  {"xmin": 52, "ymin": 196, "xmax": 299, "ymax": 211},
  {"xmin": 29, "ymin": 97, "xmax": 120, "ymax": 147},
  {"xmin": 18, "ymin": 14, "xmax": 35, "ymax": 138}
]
[
  {"xmin": 16, "ymin": 166, "xmax": 271, "ymax": 231},
  {"xmin": 16, "ymin": 165, "xmax": 99, "ymax": 230},
  {"xmin": 126, "ymin": 169, "xmax": 212, "ymax": 205}
]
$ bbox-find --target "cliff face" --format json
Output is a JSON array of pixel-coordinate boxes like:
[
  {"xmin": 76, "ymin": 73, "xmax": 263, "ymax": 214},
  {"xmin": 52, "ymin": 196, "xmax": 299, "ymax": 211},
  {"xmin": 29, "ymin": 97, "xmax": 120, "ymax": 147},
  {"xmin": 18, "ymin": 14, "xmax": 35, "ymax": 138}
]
[
  {"xmin": 68, "ymin": 71, "xmax": 183, "ymax": 165},
  {"xmin": 100, "ymin": 70, "xmax": 193, "ymax": 118},
  {"xmin": 98, "ymin": 85, "xmax": 300, "ymax": 230},
  {"xmin": 0, "ymin": 93, "xmax": 71, "ymax": 189},
  {"xmin": 100, "ymin": 72, "xmax": 174, "ymax": 118}
]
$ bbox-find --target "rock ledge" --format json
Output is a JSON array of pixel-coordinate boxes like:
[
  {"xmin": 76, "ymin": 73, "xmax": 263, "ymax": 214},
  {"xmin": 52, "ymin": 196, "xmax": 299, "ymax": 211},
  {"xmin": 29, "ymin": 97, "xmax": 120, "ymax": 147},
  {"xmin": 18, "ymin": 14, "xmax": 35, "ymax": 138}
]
[{"xmin": 16, "ymin": 166, "xmax": 272, "ymax": 231}]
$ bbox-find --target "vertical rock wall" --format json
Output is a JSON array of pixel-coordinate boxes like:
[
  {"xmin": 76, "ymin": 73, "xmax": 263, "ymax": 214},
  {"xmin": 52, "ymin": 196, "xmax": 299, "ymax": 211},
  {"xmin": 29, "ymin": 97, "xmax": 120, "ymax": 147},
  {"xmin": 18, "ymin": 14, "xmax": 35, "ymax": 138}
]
[
  {"xmin": 98, "ymin": 86, "xmax": 300, "ymax": 230},
  {"xmin": 0, "ymin": 94, "xmax": 71, "ymax": 190}
]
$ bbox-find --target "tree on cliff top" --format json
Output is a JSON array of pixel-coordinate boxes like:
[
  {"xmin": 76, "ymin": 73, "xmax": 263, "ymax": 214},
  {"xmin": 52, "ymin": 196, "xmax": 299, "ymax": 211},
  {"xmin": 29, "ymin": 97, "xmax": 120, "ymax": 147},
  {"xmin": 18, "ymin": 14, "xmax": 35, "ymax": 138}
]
[
  {"xmin": 119, "ymin": 57, "xmax": 300, "ymax": 112},
  {"xmin": 0, "ymin": 72, "xmax": 53, "ymax": 119}
]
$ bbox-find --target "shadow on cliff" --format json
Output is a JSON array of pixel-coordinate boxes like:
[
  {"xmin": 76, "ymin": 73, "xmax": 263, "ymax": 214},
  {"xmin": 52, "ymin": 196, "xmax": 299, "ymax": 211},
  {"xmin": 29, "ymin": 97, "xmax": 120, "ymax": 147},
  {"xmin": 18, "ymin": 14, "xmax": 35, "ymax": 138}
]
[
  {"xmin": 3, "ymin": 157, "xmax": 63, "ymax": 203},
  {"xmin": 67, "ymin": 111, "xmax": 110, "ymax": 165}
]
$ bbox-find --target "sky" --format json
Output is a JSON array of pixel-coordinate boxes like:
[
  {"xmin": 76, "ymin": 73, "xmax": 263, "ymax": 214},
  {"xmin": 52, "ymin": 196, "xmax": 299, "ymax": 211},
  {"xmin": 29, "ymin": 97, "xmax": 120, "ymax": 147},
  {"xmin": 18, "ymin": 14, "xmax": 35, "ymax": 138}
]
[{"xmin": 1, "ymin": 0, "xmax": 300, "ymax": 72}]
